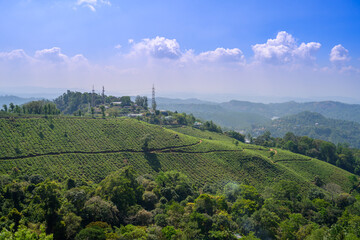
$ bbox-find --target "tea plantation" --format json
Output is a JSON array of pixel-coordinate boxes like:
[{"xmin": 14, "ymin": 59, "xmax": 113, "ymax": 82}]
[{"xmin": 0, "ymin": 117, "xmax": 354, "ymax": 192}]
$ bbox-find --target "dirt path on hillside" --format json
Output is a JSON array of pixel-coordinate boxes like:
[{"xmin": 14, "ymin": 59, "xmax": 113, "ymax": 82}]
[
  {"xmin": 0, "ymin": 140, "xmax": 241, "ymax": 161},
  {"xmin": 269, "ymin": 148, "xmax": 278, "ymax": 154}
]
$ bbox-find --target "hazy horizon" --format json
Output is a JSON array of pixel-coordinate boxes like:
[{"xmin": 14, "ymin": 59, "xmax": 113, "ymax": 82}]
[
  {"xmin": 1, "ymin": 1, "xmax": 360, "ymax": 102},
  {"xmin": 1, "ymin": 85, "xmax": 360, "ymax": 105}
]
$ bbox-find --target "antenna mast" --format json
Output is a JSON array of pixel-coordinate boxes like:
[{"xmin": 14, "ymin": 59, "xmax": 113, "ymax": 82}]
[
  {"xmin": 102, "ymin": 86, "xmax": 105, "ymax": 105},
  {"xmin": 92, "ymin": 85, "xmax": 95, "ymax": 107},
  {"xmin": 152, "ymin": 84, "xmax": 156, "ymax": 111}
]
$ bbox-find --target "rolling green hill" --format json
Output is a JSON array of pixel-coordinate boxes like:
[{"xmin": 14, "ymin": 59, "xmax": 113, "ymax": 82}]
[
  {"xmin": 0, "ymin": 117, "xmax": 355, "ymax": 193},
  {"xmin": 255, "ymin": 111, "xmax": 360, "ymax": 148}
]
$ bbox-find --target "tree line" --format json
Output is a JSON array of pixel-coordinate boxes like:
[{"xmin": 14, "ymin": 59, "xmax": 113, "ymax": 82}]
[
  {"xmin": 1, "ymin": 101, "xmax": 60, "ymax": 116},
  {"xmin": 1, "ymin": 166, "xmax": 360, "ymax": 239},
  {"xmin": 252, "ymin": 131, "xmax": 360, "ymax": 174}
]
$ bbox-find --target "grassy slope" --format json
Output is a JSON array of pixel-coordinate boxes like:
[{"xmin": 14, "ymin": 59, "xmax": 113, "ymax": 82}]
[
  {"xmin": 0, "ymin": 117, "xmax": 198, "ymax": 158},
  {"xmin": 168, "ymin": 126, "xmax": 354, "ymax": 191},
  {"xmin": 0, "ymin": 118, "xmax": 354, "ymax": 192}
]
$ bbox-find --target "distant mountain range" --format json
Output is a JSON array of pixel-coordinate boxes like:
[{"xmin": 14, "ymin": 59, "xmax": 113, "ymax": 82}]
[
  {"xmin": 0, "ymin": 95, "xmax": 42, "ymax": 106},
  {"xmin": 254, "ymin": 111, "xmax": 360, "ymax": 148},
  {"xmin": 158, "ymin": 98, "xmax": 360, "ymax": 129},
  {"xmin": 220, "ymin": 100, "xmax": 360, "ymax": 123},
  {"xmin": 157, "ymin": 102, "xmax": 269, "ymax": 130},
  {"xmin": 157, "ymin": 98, "xmax": 360, "ymax": 147}
]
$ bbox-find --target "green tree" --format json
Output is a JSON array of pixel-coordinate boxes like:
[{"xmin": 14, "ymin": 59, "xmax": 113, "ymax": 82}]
[
  {"xmin": 64, "ymin": 188, "xmax": 87, "ymax": 213},
  {"xmin": 319, "ymin": 141, "xmax": 337, "ymax": 164},
  {"xmin": 285, "ymin": 140, "xmax": 298, "ymax": 153},
  {"xmin": 195, "ymin": 194, "xmax": 215, "ymax": 215},
  {"xmin": 117, "ymin": 224, "xmax": 148, "ymax": 240},
  {"xmin": 225, "ymin": 131, "xmax": 245, "ymax": 142},
  {"xmin": 141, "ymin": 134, "xmax": 153, "ymax": 152},
  {"xmin": 224, "ymin": 183, "xmax": 242, "ymax": 202},
  {"xmin": 0, "ymin": 224, "xmax": 53, "ymax": 240},
  {"xmin": 75, "ymin": 226, "xmax": 106, "ymax": 240},
  {"xmin": 34, "ymin": 181, "xmax": 61, "ymax": 234},
  {"xmin": 232, "ymin": 199, "xmax": 258, "ymax": 217},
  {"xmin": 7, "ymin": 208, "xmax": 22, "ymax": 231},
  {"xmin": 251, "ymin": 208, "xmax": 280, "ymax": 239},
  {"xmin": 278, "ymin": 213, "xmax": 307, "ymax": 240},
  {"xmin": 9, "ymin": 103, "xmax": 15, "ymax": 112},
  {"xmin": 2, "ymin": 104, "xmax": 7, "ymax": 112},
  {"xmin": 82, "ymin": 196, "xmax": 119, "ymax": 225},
  {"xmin": 162, "ymin": 226, "xmax": 177, "ymax": 240},
  {"xmin": 62, "ymin": 213, "xmax": 82, "ymax": 240},
  {"xmin": 167, "ymin": 202, "xmax": 185, "ymax": 228},
  {"xmin": 155, "ymin": 171, "xmax": 192, "ymax": 201},
  {"xmin": 142, "ymin": 191, "xmax": 158, "ymax": 210},
  {"xmin": 14, "ymin": 105, "xmax": 21, "ymax": 114},
  {"xmin": 120, "ymin": 96, "xmax": 132, "ymax": 107},
  {"xmin": 97, "ymin": 167, "xmax": 143, "ymax": 217},
  {"xmin": 99, "ymin": 105, "xmax": 105, "ymax": 118},
  {"xmin": 91, "ymin": 107, "xmax": 95, "ymax": 118}
]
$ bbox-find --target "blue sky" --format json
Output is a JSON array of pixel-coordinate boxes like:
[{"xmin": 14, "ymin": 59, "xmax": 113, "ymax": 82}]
[{"xmin": 1, "ymin": 0, "xmax": 360, "ymax": 102}]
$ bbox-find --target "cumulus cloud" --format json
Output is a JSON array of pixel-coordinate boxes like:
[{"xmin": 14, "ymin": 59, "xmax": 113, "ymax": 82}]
[
  {"xmin": 76, "ymin": 0, "xmax": 111, "ymax": 12},
  {"xmin": 34, "ymin": 47, "xmax": 69, "ymax": 63},
  {"xmin": 293, "ymin": 42, "xmax": 322, "ymax": 60},
  {"xmin": 0, "ymin": 49, "xmax": 31, "ymax": 61},
  {"xmin": 128, "ymin": 36, "xmax": 246, "ymax": 66},
  {"xmin": 70, "ymin": 54, "xmax": 89, "ymax": 66},
  {"xmin": 252, "ymin": 31, "xmax": 321, "ymax": 64},
  {"xmin": 330, "ymin": 44, "xmax": 350, "ymax": 64},
  {"xmin": 0, "ymin": 47, "xmax": 87, "ymax": 67},
  {"xmin": 196, "ymin": 48, "xmax": 245, "ymax": 63},
  {"xmin": 130, "ymin": 36, "xmax": 182, "ymax": 59}
]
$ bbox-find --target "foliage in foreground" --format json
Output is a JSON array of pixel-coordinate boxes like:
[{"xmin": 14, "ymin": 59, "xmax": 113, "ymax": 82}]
[{"xmin": 1, "ymin": 167, "xmax": 360, "ymax": 240}]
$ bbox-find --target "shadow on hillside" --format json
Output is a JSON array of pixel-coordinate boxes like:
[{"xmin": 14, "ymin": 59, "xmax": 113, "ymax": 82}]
[{"xmin": 144, "ymin": 152, "xmax": 161, "ymax": 172}]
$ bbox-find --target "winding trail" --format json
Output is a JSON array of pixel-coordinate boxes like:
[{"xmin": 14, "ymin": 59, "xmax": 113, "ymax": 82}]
[
  {"xmin": 0, "ymin": 140, "xmax": 242, "ymax": 161},
  {"xmin": 274, "ymin": 158, "xmax": 313, "ymax": 163},
  {"xmin": 269, "ymin": 148, "xmax": 278, "ymax": 155}
]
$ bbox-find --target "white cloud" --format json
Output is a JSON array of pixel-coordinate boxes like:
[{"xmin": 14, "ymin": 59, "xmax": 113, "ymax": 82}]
[
  {"xmin": 330, "ymin": 44, "xmax": 350, "ymax": 64},
  {"xmin": 130, "ymin": 36, "xmax": 182, "ymax": 59},
  {"xmin": 252, "ymin": 31, "xmax": 321, "ymax": 64},
  {"xmin": 0, "ymin": 47, "xmax": 88, "ymax": 67},
  {"xmin": 34, "ymin": 47, "xmax": 68, "ymax": 63},
  {"xmin": 70, "ymin": 54, "xmax": 89, "ymax": 65},
  {"xmin": 128, "ymin": 36, "xmax": 245, "ymax": 66},
  {"xmin": 0, "ymin": 49, "xmax": 30, "ymax": 61},
  {"xmin": 114, "ymin": 44, "xmax": 122, "ymax": 49},
  {"xmin": 128, "ymin": 39, "xmax": 134, "ymax": 44},
  {"xmin": 76, "ymin": 0, "xmax": 111, "ymax": 12},
  {"xmin": 196, "ymin": 48, "xmax": 245, "ymax": 63},
  {"xmin": 293, "ymin": 42, "xmax": 322, "ymax": 60}
]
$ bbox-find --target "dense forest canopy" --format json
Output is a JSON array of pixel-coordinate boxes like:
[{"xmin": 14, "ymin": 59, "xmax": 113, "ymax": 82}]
[{"xmin": 1, "ymin": 166, "xmax": 360, "ymax": 240}]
